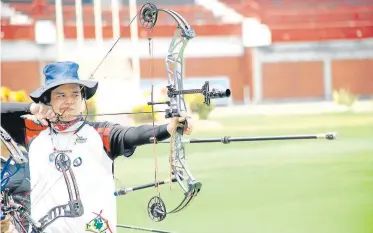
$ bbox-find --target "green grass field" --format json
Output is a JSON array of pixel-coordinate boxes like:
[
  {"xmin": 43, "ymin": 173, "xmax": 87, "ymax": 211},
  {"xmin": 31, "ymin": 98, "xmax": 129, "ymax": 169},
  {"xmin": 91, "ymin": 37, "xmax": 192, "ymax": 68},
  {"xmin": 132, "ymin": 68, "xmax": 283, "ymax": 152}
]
[{"xmin": 114, "ymin": 112, "xmax": 373, "ymax": 233}]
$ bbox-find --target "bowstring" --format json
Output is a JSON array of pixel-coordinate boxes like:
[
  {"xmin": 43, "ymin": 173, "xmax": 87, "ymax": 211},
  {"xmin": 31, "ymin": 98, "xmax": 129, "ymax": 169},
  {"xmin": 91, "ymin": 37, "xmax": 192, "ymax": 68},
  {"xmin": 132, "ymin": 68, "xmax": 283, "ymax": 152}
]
[
  {"xmin": 169, "ymin": 129, "xmax": 175, "ymax": 191},
  {"xmin": 87, "ymin": 14, "xmax": 140, "ymax": 81},
  {"xmin": 148, "ymin": 30, "xmax": 160, "ymax": 197}
]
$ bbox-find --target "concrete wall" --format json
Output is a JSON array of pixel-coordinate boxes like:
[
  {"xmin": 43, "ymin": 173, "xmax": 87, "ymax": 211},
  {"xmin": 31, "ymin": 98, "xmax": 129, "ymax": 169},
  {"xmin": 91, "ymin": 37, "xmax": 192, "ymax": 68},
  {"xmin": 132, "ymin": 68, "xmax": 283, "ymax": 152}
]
[
  {"xmin": 251, "ymin": 39, "xmax": 373, "ymax": 102},
  {"xmin": 2, "ymin": 37, "xmax": 373, "ymax": 104}
]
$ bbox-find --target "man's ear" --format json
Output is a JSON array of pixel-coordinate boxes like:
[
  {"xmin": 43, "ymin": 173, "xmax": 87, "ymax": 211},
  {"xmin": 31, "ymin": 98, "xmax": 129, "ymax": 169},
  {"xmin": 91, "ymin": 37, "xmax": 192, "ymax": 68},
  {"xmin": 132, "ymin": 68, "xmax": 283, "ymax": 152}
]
[
  {"xmin": 41, "ymin": 94, "xmax": 50, "ymax": 105},
  {"xmin": 80, "ymin": 86, "xmax": 87, "ymax": 100}
]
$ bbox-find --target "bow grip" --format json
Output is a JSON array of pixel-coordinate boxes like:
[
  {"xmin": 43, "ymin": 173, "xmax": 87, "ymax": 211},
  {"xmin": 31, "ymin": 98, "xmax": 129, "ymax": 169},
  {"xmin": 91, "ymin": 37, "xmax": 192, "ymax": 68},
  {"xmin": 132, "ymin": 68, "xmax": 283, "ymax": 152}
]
[
  {"xmin": 176, "ymin": 125, "xmax": 184, "ymax": 136},
  {"xmin": 148, "ymin": 117, "xmax": 189, "ymax": 143},
  {"xmin": 176, "ymin": 118, "xmax": 189, "ymax": 135}
]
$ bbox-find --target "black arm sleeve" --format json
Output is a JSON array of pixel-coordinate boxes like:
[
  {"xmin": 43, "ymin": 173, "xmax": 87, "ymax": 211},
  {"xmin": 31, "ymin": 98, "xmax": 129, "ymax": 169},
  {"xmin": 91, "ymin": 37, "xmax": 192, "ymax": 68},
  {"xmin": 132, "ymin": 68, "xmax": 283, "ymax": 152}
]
[
  {"xmin": 112, "ymin": 124, "xmax": 170, "ymax": 149},
  {"xmin": 110, "ymin": 124, "xmax": 170, "ymax": 158},
  {"xmin": 1, "ymin": 102, "xmax": 32, "ymax": 147},
  {"xmin": 90, "ymin": 121, "xmax": 170, "ymax": 159}
]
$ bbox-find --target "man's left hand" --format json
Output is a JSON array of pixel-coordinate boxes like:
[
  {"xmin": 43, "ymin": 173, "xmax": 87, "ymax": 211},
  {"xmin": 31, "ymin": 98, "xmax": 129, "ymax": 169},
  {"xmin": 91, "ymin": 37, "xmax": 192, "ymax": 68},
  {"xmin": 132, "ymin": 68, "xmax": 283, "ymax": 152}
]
[{"xmin": 167, "ymin": 116, "xmax": 193, "ymax": 135}]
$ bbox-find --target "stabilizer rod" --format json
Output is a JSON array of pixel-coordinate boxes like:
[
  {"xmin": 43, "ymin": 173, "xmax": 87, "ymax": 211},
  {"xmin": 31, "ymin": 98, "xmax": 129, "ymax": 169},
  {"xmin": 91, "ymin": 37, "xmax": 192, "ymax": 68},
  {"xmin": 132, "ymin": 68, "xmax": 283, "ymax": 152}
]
[
  {"xmin": 114, "ymin": 178, "xmax": 177, "ymax": 196},
  {"xmin": 150, "ymin": 132, "xmax": 338, "ymax": 144},
  {"xmin": 117, "ymin": 224, "xmax": 174, "ymax": 233}
]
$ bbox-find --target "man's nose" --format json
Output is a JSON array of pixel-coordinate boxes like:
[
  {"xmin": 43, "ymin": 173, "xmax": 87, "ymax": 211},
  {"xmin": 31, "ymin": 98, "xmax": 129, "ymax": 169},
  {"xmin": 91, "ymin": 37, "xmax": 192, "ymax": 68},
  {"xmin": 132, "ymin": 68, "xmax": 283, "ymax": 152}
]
[{"xmin": 65, "ymin": 95, "xmax": 76, "ymax": 104}]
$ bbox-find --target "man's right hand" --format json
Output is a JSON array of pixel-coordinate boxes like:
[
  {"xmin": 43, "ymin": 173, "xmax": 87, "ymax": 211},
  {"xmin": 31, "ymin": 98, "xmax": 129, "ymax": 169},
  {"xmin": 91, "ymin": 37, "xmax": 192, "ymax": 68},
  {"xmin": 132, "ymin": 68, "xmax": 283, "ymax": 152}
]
[
  {"xmin": 1, "ymin": 214, "xmax": 20, "ymax": 233},
  {"xmin": 29, "ymin": 103, "xmax": 57, "ymax": 126}
]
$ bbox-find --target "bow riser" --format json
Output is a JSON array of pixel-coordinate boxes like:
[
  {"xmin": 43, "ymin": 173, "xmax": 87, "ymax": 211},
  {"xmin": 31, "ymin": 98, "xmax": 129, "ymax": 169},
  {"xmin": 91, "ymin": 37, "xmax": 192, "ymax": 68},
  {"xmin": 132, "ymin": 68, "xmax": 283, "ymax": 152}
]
[
  {"xmin": 157, "ymin": 7, "xmax": 205, "ymax": 219},
  {"xmin": 165, "ymin": 31, "xmax": 191, "ymax": 119},
  {"xmin": 163, "ymin": 13, "xmax": 200, "ymax": 196}
]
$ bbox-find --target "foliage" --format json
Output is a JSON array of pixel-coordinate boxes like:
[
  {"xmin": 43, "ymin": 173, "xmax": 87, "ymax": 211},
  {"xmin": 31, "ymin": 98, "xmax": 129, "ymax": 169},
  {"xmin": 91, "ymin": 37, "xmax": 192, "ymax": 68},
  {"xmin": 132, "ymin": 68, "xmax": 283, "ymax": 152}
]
[
  {"xmin": 1, "ymin": 86, "xmax": 31, "ymax": 102},
  {"xmin": 131, "ymin": 104, "xmax": 161, "ymax": 124},
  {"xmin": 185, "ymin": 94, "xmax": 214, "ymax": 120},
  {"xmin": 130, "ymin": 87, "xmax": 167, "ymax": 124},
  {"xmin": 83, "ymin": 95, "xmax": 97, "ymax": 121},
  {"xmin": 332, "ymin": 88, "xmax": 357, "ymax": 107}
]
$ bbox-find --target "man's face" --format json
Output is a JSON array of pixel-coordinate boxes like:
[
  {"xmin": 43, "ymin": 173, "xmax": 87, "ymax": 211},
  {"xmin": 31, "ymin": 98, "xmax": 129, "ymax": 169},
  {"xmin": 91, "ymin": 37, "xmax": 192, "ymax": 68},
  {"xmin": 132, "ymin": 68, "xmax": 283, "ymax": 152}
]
[{"xmin": 50, "ymin": 84, "xmax": 83, "ymax": 121}]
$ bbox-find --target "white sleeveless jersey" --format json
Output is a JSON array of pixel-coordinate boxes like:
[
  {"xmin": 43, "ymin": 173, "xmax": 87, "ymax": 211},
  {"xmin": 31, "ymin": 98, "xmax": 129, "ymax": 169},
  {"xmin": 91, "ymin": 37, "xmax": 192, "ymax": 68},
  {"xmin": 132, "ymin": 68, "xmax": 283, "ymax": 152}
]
[{"xmin": 28, "ymin": 124, "xmax": 117, "ymax": 233}]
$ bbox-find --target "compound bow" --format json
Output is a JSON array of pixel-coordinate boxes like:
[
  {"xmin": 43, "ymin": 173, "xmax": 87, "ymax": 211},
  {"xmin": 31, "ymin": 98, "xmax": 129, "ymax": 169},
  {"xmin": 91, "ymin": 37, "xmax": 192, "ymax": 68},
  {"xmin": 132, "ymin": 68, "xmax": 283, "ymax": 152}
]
[
  {"xmin": 95, "ymin": 3, "xmax": 232, "ymax": 223},
  {"xmin": 93, "ymin": 2, "xmax": 338, "ymax": 225}
]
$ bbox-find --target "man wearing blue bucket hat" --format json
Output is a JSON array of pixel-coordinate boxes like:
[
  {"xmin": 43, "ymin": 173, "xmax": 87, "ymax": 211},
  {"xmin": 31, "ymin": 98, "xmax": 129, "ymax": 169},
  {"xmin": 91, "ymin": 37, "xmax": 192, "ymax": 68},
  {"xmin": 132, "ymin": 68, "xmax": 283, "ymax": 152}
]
[
  {"xmin": 0, "ymin": 61, "xmax": 193, "ymax": 233},
  {"xmin": 29, "ymin": 61, "xmax": 98, "ymax": 104},
  {"xmin": 28, "ymin": 61, "xmax": 98, "ymax": 125}
]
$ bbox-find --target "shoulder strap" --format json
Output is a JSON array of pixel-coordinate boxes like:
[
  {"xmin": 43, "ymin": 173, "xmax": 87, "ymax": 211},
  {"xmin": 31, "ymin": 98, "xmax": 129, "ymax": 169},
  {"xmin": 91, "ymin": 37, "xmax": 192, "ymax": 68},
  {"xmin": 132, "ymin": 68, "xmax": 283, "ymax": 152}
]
[
  {"xmin": 24, "ymin": 119, "xmax": 47, "ymax": 145},
  {"xmin": 95, "ymin": 127, "xmax": 112, "ymax": 153}
]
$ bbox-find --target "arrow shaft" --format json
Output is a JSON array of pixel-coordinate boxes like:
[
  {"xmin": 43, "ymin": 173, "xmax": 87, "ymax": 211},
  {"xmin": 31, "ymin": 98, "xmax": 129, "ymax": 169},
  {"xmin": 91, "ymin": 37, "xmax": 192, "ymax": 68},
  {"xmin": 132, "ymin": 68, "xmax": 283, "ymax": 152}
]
[
  {"xmin": 117, "ymin": 224, "xmax": 174, "ymax": 233},
  {"xmin": 152, "ymin": 132, "xmax": 338, "ymax": 144}
]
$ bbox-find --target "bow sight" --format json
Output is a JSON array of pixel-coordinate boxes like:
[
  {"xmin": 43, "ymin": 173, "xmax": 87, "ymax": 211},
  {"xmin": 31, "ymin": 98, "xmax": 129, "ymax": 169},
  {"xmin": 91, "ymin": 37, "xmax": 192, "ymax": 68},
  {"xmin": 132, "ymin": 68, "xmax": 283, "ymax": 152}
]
[
  {"xmin": 147, "ymin": 81, "xmax": 231, "ymax": 118},
  {"xmin": 167, "ymin": 81, "xmax": 231, "ymax": 106}
]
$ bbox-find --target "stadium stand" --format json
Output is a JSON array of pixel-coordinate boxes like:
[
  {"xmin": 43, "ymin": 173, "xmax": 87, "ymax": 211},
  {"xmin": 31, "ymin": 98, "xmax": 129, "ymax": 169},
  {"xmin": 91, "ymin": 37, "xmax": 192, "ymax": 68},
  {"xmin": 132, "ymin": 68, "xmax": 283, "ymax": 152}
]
[
  {"xmin": 1, "ymin": 0, "xmax": 221, "ymax": 25},
  {"xmin": 1, "ymin": 0, "xmax": 372, "ymax": 41},
  {"xmin": 120, "ymin": 0, "xmax": 196, "ymax": 6},
  {"xmin": 218, "ymin": 0, "xmax": 373, "ymax": 41}
]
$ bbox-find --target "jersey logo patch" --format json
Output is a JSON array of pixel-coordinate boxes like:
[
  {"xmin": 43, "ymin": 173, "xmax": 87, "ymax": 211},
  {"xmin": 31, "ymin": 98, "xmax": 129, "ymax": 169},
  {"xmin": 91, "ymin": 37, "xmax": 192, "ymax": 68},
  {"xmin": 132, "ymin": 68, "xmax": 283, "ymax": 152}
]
[
  {"xmin": 74, "ymin": 136, "xmax": 87, "ymax": 145},
  {"xmin": 85, "ymin": 210, "xmax": 113, "ymax": 233}
]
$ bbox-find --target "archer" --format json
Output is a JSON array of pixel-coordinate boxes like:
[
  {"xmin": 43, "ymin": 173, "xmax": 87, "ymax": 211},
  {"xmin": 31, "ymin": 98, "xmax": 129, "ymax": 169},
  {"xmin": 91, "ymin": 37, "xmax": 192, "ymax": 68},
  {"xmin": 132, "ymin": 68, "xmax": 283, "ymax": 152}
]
[{"xmin": 0, "ymin": 61, "xmax": 193, "ymax": 233}]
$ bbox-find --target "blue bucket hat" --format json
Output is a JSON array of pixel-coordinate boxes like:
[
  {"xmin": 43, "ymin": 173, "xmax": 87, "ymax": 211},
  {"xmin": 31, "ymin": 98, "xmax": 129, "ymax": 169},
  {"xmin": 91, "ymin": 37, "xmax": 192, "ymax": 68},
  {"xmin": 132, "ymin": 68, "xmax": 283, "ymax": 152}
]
[{"xmin": 29, "ymin": 61, "xmax": 98, "ymax": 103}]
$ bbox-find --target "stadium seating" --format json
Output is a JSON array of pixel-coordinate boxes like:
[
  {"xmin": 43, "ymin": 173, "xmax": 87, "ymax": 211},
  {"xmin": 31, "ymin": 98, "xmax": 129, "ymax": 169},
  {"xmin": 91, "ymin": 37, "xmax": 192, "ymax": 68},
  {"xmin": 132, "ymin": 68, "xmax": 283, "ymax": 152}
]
[
  {"xmin": 220, "ymin": 0, "xmax": 373, "ymax": 8},
  {"xmin": 2, "ymin": 0, "xmax": 221, "ymax": 25},
  {"xmin": 120, "ymin": 0, "xmax": 196, "ymax": 6},
  {"xmin": 1, "ymin": 0, "xmax": 239, "ymax": 40},
  {"xmin": 2, "ymin": 0, "xmax": 372, "ymax": 42},
  {"xmin": 219, "ymin": 0, "xmax": 373, "ymax": 42},
  {"xmin": 8, "ymin": 5, "xmax": 219, "ymax": 24}
]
